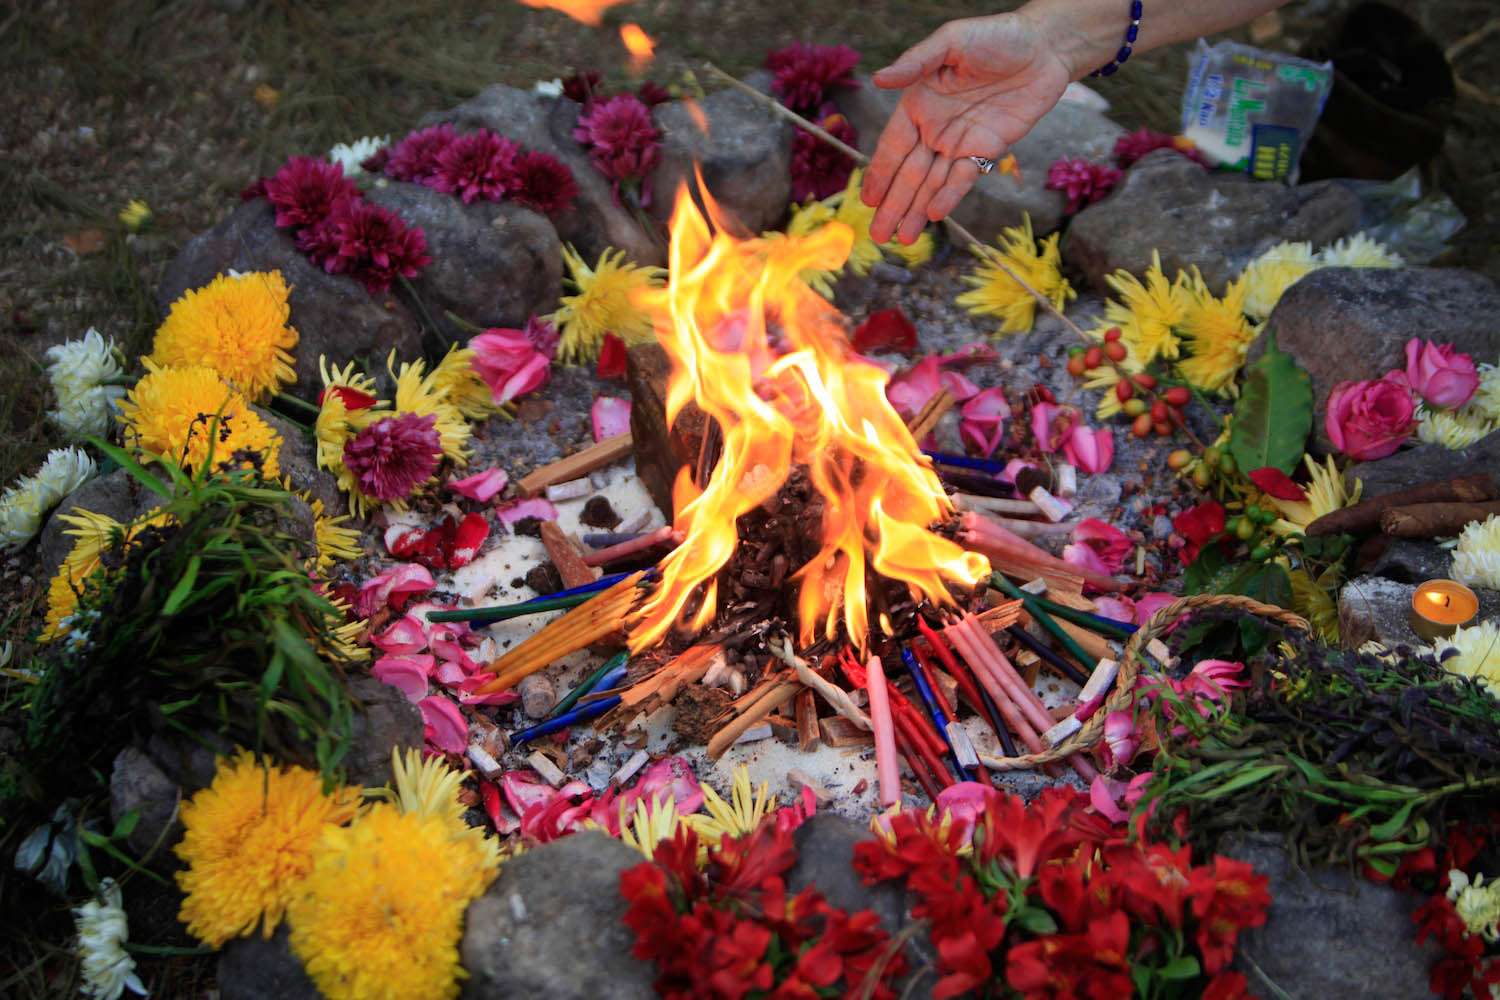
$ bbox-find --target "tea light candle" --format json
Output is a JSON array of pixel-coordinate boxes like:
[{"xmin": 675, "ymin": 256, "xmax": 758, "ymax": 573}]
[{"xmin": 1409, "ymin": 579, "xmax": 1479, "ymax": 642}]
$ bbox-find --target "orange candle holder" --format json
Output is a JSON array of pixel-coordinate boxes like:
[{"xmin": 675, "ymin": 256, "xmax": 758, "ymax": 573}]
[{"xmin": 1409, "ymin": 579, "xmax": 1479, "ymax": 642}]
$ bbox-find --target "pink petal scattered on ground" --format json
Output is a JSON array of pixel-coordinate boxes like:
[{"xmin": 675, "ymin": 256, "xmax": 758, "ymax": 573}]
[
  {"xmin": 591, "ymin": 396, "xmax": 632, "ymax": 442},
  {"xmin": 623, "ymin": 756, "xmax": 704, "ymax": 816},
  {"xmin": 470, "ymin": 328, "xmax": 551, "ymax": 404},
  {"xmin": 371, "ymin": 653, "xmax": 435, "ymax": 702},
  {"xmin": 1071, "ymin": 518, "xmax": 1132, "ymax": 574},
  {"xmin": 356, "ymin": 563, "xmax": 436, "ymax": 617},
  {"xmin": 371, "ymin": 614, "xmax": 429, "ymax": 655},
  {"xmin": 447, "ymin": 512, "xmax": 490, "ymax": 568},
  {"xmin": 1091, "ymin": 596, "xmax": 1137, "ymax": 623},
  {"xmin": 1100, "ymin": 710, "xmax": 1139, "ymax": 770},
  {"xmin": 959, "ymin": 387, "xmax": 1011, "ymax": 457},
  {"xmin": 430, "ymin": 636, "xmax": 479, "ymax": 673},
  {"xmin": 449, "ymin": 467, "xmax": 510, "ymax": 503},
  {"xmin": 520, "ymin": 780, "xmax": 595, "ymax": 842},
  {"xmin": 481, "ymin": 781, "xmax": 521, "ymax": 835},
  {"xmin": 496, "ymin": 497, "xmax": 559, "ymax": 526},
  {"xmin": 384, "ymin": 524, "xmax": 427, "ymax": 559},
  {"xmin": 502, "ymin": 771, "xmax": 558, "ymax": 817},
  {"xmin": 1030, "ymin": 401, "xmax": 1064, "ymax": 452},
  {"xmin": 1063, "ymin": 424, "xmax": 1114, "ymax": 474},
  {"xmin": 935, "ymin": 781, "xmax": 1001, "ymax": 847},
  {"xmin": 936, "ymin": 342, "xmax": 998, "ymax": 366},
  {"xmin": 1089, "ymin": 771, "xmax": 1153, "ymax": 823},
  {"xmin": 1062, "ymin": 543, "xmax": 1113, "ymax": 577},
  {"xmin": 455, "ymin": 675, "xmax": 520, "ymax": 706},
  {"xmin": 433, "ymin": 660, "xmax": 468, "ymax": 686},
  {"xmin": 418, "ymin": 695, "xmax": 468, "ymax": 753},
  {"xmin": 1132, "ymin": 592, "xmax": 1180, "ymax": 626},
  {"xmin": 775, "ymin": 786, "xmax": 818, "ymax": 834},
  {"xmin": 852, "ymin": 308, "xmax": 918, "ymax": 355}
]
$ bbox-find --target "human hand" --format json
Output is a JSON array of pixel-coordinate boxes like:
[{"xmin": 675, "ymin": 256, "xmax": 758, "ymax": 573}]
[{"xmin": 862, "ymin": 12, "xmax": 1074, "ymax": 244}]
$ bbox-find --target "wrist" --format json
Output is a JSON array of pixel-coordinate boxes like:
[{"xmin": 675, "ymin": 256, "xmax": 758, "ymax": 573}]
[{"xmin": 1018, "ymin": 0, "xmax": 1127, "ymax": 80}]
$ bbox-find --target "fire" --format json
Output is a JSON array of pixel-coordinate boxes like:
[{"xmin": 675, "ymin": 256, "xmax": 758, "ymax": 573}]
[
  {"xmin": 517, "ymin": 0, "xmax": 632, "ymax": 27},
  {"xmin": 619, "ymin": 23, "xmax": 655, "ymax": 72},
  {"xmin": 628, "ymin": 183, "xmax": 990, "ymax": 654}
]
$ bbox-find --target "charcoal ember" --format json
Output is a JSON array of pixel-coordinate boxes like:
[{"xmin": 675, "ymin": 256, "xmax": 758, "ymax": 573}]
[
  {"xmin": 579, "ymin": 496, "xmax": 621, "ymax": 530},
  {"xmin": 525, "ymin": 563, "xmax": 564, "ymax": 596},
  {"xmin": 627, "ymin": 341, "xmax": 708, "ymax": 517}
]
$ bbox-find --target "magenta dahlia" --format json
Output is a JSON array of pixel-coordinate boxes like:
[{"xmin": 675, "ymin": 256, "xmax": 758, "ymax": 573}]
[
  {"xmin": 573, "ymin": 94, "xmax": 661, "ymax": 206},
  {"xmin": 636, "ymin": 80, "xmax": 671, "ymax": 107},
  {"xmin": 384, "ymin": 124, "xmax": 459, "ymax": 184},
  {"xmin": 430, "ymin": 129, "xmax": 521, "ymax": 204},
  {"xmin": 1113, "ymin": 128, "xmax": 1211, "ymax": 168},
  {"xmin": 342, "ymin": 412, "xmax": 443, "ymax": 501},
  {"xmin": 323, "ymin": 200, "xmax": 431, "ymax": 295},
  {"xmin": 790, "ymin": 112, "xmax": 858, "ymax": 202},
  {"xmin": 261, "ymin": 155, "xmax": 360, "ymax": 230},
  {"xmin": 1045, "ymin": 157, "xmax": 1122, "ymax": 216},
  {"xmin": 562, "ymin": 71, "xmax": 604, "ymax": 107},
  {"xmin": 510, "ymin": 150, "xmax": 578, "ymax": 216},
  {"xmin": 766, "ymin": 43, "xmax": 860, "ymax": 114}
]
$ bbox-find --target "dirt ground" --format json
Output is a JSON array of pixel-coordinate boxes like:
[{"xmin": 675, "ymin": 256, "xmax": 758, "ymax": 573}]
[{"xmin": 0, "ymin": 0, "xmax": 1495, "ymax": 992}]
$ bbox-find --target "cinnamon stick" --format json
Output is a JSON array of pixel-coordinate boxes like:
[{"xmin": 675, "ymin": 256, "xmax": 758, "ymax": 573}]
[
  {"xmin": 1379, "ymin": 500, "xmax": 1500, "ymax": 539},
  {"xmin": 1306, "ymin": 474, "xmax": 1497, "ymax": 537},
  {"xmin": 517, "ymin": 433, "xmax": 634, "ymax": 496},
  {"xmin": 794, "ymin": 689, "xmax": 820, "ymax": 752},
  {"xmin": 707, "ymin": 680, "xmax": 799, "ymax": 758},
  {"xmin": 540, "ymin": 521, "xmax": 599, "ymax": 589}
]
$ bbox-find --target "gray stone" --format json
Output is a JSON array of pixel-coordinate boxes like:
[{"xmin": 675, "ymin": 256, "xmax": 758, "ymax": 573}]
[
  {"xmin": 430, "ymin": 86, "xmax": 662, "ymax": 266},
  {"xmin": 1261, "ymin": 267, "xmax": 1500, "ymax": 451},
  {"xmin": 108, "ymin": 746, "xmax": 183, "ymax": 861},
  {"xmin": 1346, "ymin": 430, "xmax": 1500, "ymax": 499},
  {"xmin": 461, "ymin": 830, "xmax": 655, "ymax": 1000},
  {"xmin": 37, "ymin": 468, "xmax": 161, "ymax": 578},
  {"xmin": 651, "ymin": 74, "xmax": 793, "ymax": 237},
  {"xmin": 1065, "ymin": 151, "xmax": 1360, "ymax": 292},
  {"xmin": 1222, "ymin": 833, "xmax": 1438, "ymax": 1000},
  {"xmin": 1361, "ymin": 537, "xmax": 1453, "ymax": 585},
  {"xmin": 1339, "ymin": 574, "xmax": 1500, "ymax": 650},
  {"xmin": 788, "ymin": 813, "xmax": 907, "ymax": 935},
  {"xmin": 218, "ymin": 925, "xmax": 319, "ymax": 1000},
  {"xmin": 158, "ymin": 198, "xmax": 424, "ymax": 396},
  {"xmin": 833, "ymin": 81, "xmax": 1124, "ymax": 238},
  {"xmin": 255, "ymin": 407, "xmax": 342, "ymax": 515},
  {"xmin": 343, "ymin": 676, "xmax": 425, "ymax": 788},
  {"xmin": 365, "ymin": 182, "xmax": 563, "ymax": 346}
]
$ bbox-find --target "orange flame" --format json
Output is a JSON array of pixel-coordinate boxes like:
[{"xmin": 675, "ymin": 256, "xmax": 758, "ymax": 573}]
[
  {"xmin": 517, "ymin": 0, "xmax": 632, "ymax": 27},
  {"xmin": 620, "ymin": 23, "xmax": 656, "ymax": 73},
  {"xmin": 628, "ymin": 183, "xmax": 990, "ymax": 654}
]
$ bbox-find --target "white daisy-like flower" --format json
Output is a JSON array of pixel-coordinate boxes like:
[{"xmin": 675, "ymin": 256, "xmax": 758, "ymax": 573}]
[
  {"xmin": 1238, "ymin": 241, "xmax": 1324, "ymax": 321},
  {"xmin": 1453, "ymin": 515, "xmax": 1500, "ymax": 590},
  {"xmin": 1439, "ymin": 620, "xmax": 1500, "ymax": 700},
  {"xmin": 327, "ymin": 135, "xmax": 389, "ymax": 178},
  {"xmin": 74, "ymin": 879, "xmax": 147, "ymax": 1000},
  {"xmin": 1317, "ymin": 232, "xmax": 1403, "ymax": 269},
  {"xmin": 1447, "ymin": 869, "xmax": 1500, "ymax": 942},
  {"xmin": 1416, "ymin": 403, "xmax": 1500, "ymax": 450},
  {"xmin": 45, "ymin": 329, "xmax": 126, "ymax": 440},
  {"xmin": 532, "ymin": 78, "xmax": 564, "ymax": 98},
  {"xmin": 0, "ymin": 447, "xmax": 96, "ymax": 551},
  {"xmin": 1472, "ymin": 363, "xmax": 1500, "ymax": 422}
]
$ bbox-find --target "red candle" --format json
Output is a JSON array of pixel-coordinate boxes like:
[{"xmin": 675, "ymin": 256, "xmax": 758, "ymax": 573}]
[{"xmin": 865, "ymin": 655, "xmax": 901, "ymax": 808}]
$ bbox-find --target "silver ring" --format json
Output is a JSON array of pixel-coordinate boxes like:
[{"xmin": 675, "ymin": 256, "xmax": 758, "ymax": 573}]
[{"xmin": 970, "ymin": 156, "xmax": 996, "ymax": 175}]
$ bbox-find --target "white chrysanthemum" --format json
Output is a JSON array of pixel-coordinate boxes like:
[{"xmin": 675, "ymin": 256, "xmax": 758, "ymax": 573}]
[
  {"xmin": 45, "ymin": 329, "xmax": 126, "ymax": 440},
  {"xmin": 327, "ymin": 135, "xmax": 388, "ymax": 178},
  {"xmin": 0, "ymin": 447, "xmax": 96, "ymax": 551},
  {"xmin": 1416, "ymin": 403, "xmax": 1500, "ymax": 450},
  {"xmin": 1440, "ymin": 620, "xmax": 1500, "ymax": 700},
  {"xmin": 1472, "ymin": 363, "xmax": 1500, "ymax": 422},
  {"xmin": 533, "ymin": 78, "xmax": 564, "ymax": 98},
  {"xmin": 1447, "ymin": 869, "xmax": 1500, "ymax": 942},
  {"xmin": 1452, "ymin": 515, "xmax": 1500, "ymax": 590},
  {"xmin": 74, "ymin": 879, "xmax": 147, "ymax": 1000},
  {"xmin": 1239, "ymin": 241, "xmax": 1323, "ymax": 321},
  {"xmin": 1317, "ymin": 232, "xmax": 1403, "ymax": 269}
]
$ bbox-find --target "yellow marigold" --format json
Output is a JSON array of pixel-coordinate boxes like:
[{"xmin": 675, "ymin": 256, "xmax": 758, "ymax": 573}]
[
  {"xmin": 551, "ymin": 245, "xmax": 665, "ymax": 364},
  {"xmin": 1102, "ymin": 251, "xmax": 1188, "ymax": 364},
  {"xmin": 389, "ymin": 352, "xmax": 470, "ymax": 465},
  {"xmin": 431, "ymin": 345, "xmax": 505, "ymax": 422},
  {"xmin": 149, "ymin": 271, "xmax": 298, "ymax": 402},
  {"xmin": 1175, "ymin": 272, "xmax": 1261, "ymax": 395},
  {"xmin": 1239, "ymin": 241, "xmax": 1322, "ymax": 321},
  {"xmin": 118, "ymin": 362, "xmax": 281, "ymax": 477},
  {"xmin": 956, "ymin": 214, "xmax": 1074, "ymax": 336},
  {"xmin": 388, "ymin": 747, "xmax": 499, "ymax": 871},
  {"xmin": 175, "ymin": 751, "xmax": 360, "ymax": 948},
  {"xmin": 1438, "ymin": 620, "xmax": 1500, "ymax": 700},
  {"xmin": 288, "ymin": 802, "xmax": 499, "ymax": 1000},
  {"xmin": 41, "ymin": 508, "xmax": 175, "ymax": 643}
]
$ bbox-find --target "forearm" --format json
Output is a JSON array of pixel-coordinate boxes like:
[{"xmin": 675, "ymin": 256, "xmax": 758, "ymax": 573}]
[{"xmin": 1020, "ymin": 0, "xmax": 1290, "ymax": 79}]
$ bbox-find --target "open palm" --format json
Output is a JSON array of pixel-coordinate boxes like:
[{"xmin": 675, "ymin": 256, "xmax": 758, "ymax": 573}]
[{"xmin": 862, "ymin": 14, "xmax": 1074, "ymax": 244}]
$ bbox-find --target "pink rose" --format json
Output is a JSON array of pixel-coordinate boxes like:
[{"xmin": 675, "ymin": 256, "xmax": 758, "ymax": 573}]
[
  {"xmin": 1404, "ymin": 338, "xmax": 1479, "ymax": 410},
  {"xmin": 470, "ymin": 329, "xmax": 551, "ymax": 404},
  {"xmin": 1063, "ymin": 424, "xmax": 1115, "ymax": 474},
  {"xmin": 959, "ymin": 388, "xmax": 1011, "ymax": 457},
  {"xmin": 1325, "ymin": 374, "xmax": 1415, "ymax": 461}
]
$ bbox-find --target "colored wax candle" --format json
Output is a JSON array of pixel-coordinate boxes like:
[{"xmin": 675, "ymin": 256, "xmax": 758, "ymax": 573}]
[
  {"xmin": 1409, "ymin": 579, "xmax": 1478, "ymax": 642},
  {"xmin": 865, "ymin": 655, "xmax": 901, "ymax": 808}
]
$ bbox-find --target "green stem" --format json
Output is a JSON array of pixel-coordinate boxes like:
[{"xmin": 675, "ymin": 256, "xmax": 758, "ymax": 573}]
[
  {"xmin": 443, "ymin": 310, "xmax": 486, "ymax": 336},
  {"xmin": 273, "ymin": 391, "xmax": 321, "ymax": 418},
  {"xmin": 124, "ymin": 942, "xmax": 215, "ymax": 957},
  {"xmin": 398, "ymin": 274, "xmax": 445, "ymax": 340}
]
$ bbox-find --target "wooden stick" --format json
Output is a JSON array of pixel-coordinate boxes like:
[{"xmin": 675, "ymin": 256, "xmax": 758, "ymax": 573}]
[
  {"xmin": 795, "ymin": 689, "xmax": 820, "ymax": 752},
  {"xmin": 1380, "ymin": 500, "xmax": 1500, "ymax": 539},
  {"xmin": 540, "ymin": 521, "xmax": 599, "ymax": 589},
  {"xmin": 517, "ymin": 433, "xmax": 633, "ymax": 496},
  {"xmin": 953, "ymin": 494, "xmax": 1045, "ymax": 517},
  {"xmin": 908, "ymin": 388, "xmax": 956, "ymax": 443},
  {"xmin": 707, "ymin": 680, "xmax": 799, "ymax": 758},
  {"xmin": 1306, "ymin": 474, "xmax": 1497, "ymax": 537}
]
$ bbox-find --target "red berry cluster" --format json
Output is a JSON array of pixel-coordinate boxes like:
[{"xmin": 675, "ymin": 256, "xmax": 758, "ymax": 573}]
[{"xmin": 1066, "ymin": 327, "xmax": 1191, "ymax": 439}]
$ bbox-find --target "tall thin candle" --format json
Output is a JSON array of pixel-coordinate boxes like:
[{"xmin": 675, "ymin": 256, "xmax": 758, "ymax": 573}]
[{"xmin": 865, "ymin": 655, "xmax": 901, "ymax": 808}]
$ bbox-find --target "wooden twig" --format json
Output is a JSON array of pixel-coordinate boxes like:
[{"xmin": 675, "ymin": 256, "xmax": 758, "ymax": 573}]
[
  {"xmin": 517, "ymin": 433, "xmax": 633, "ymax": 496},
  {"xmin": 707, "ymin": 679, "xmax": 800, "ymax": 758},
  {"xmin": 907, "ymin": 388, "xmax": 956, "ymax": 443}
]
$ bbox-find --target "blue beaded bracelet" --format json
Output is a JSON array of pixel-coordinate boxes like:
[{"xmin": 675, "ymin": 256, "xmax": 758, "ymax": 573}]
[{"xmin": 1090, "ymin": 0, "xmax": 1142, "ymax": 77}]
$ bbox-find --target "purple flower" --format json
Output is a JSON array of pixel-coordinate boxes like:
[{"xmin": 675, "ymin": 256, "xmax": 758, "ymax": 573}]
[
  {"xmin": 343, "ymin": 412, "xmax": 443, "ymax": 500},
  {"xmin": 573, "ymin": 95, "xmax": 661, "ymax": 206},
  {"xmin": 431, "ymin": 129, "xmax": 521, "ymax": 204},
  {"xmin": 384, "ymin": 124, "xmax": 459, "ymax": 184},
  {"xmin": 790, "ymin": 112, "xmax": 858, "ymax": 202},
  {"xmin": 1044, "ymin": 158, "xmax": 1122, "ymax": 216},
  {"xmin": 510, "ymin": 149, "xmax": 578, "ymax": 216},
  {"xmin": 323, "ymin": 200, "xmax": 431, "ymax": 295},
  {"xmin": 766, "ymin": 43, "xmax": 860, "ymax": 113},
  {"xmin": 261, "ymin": 155, "xmax": 359, "ymax": 230}
]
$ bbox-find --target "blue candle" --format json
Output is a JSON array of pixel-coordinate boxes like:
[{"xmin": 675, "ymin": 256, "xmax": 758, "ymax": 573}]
[
  {"xmin": 900, "ymin": 646, "xmax": 968, "ymax": 778},
  {"xmin": 510, "ymin": 694, "xmax": 621, "ymax": 747},
  {"xmin": 923, "ymin": 451, "xmax": 1010, "ymax": 476}
]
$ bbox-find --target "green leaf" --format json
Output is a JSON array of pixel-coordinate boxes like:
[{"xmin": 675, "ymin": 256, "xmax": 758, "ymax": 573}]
[
  {"xmin": 1158, "ymin": 956, "xmax": 1202, "ymax": 981},
  {"xmin": 111, "ymin": 810, "xmax": 140, "ymax": 842},
  {"xmin": 161, "ymin": 555, "xmax": 202, "ymax": 616},
  {"xmin": 85, "ymin": 437, "xmax": 172, "ymax": 499},
  {"xmin": 1183, "ymin": 540, "xmax": 1233, "ymax": 595},
  {"xmin": 1012, "ymin": 907, "xmax": 1059, "ymax": 935},
  {"xmin": 1229, "ymin": 331, "xmax": 1313, "ymax": 476},
  {"xmin": 1196, "ymin": 764, "xmax": 1286, "ymax": 799}
]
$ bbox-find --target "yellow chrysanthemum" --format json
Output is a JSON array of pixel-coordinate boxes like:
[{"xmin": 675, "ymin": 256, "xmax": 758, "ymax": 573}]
[
  {"xmin": 616, "ymin": 794, "xmax": 689, "ymax": 861},
  {"xmin": 118, "ymin": 198, "xmax": 152, "ymax": 231},
  {"xmin": 1239, "ymin": 241, "xmax": 1323, "ymax": 321},
  {"xmin": 175, "ymin": 751, "xmax": 360, "ymax": 948},
  {"xmin": 1452, "ymin": 515, "xmax": 1500, "ymax": 591},
  {"xmin": 1268, "ymin": 454, "xmax": 1362, "ymax": 535},
  {"xmin": 1101, "ymin": 251, "xmax": 1188, "ymax": 364},
  {"xmin": 288, "ymin": 801, "xmax": 499, "ymax": 1000},
  {"xmin": 431, "ymin": 345, "xmax": 505, "ymax": 422},
  {"xmin": 118, "ymin": 362, "xmax": 281, "ymax": 477},
  {"xmin": 41, "ymin": 508, "xmax": 175, "ymax": 642},
  {"xmin": 149, "ymin": 271, "xmax": 298, "ymax": 402},
  {"xmin": 884, "ymin": 230, "xmax": 935, "ymax": 269},
  {"xmin": 822, "ymin": 170, "xmax": 935, "ymax": 278},
  {"xmin": 1175, "ymin": 272, "xmax": 1261, "ymax": 396},
  {"xmin": 1317, "ymin": 233, "xmax": 1403, "ymax": 269},
  {"xmin": 389, "ymin": 747, "xmax": 499, "ymax": 868},
  {"xmin": 551, "ymin": 245, "xmax": 665, "ymax": 364},
  {"xmin": 1438, "ymin": 620, "xmax": 1500, "ymax": 700},
  {"xmin": 307, "ymin": 493, "xmax": 361, "ymax": 575},
  {"xmin": 317, "ymin": 594, "xmax": 369, "ymax": 664},
  {"xmin": 1416, "ymin": 404, "xmax": 1500, "ymax": 450},
  {"xmin": 389, "ymin": 352, "xmax": 470, "ymax": 465},
  {"xmin": 683, "ymin": 765, "xmax": 773, "ymax": 846},
  {"xmin": 956, "ymin": 214, "xmax": 1075, "ymax": 336}
]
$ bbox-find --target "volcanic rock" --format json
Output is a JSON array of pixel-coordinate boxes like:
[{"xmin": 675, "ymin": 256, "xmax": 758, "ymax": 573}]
[
  {"xmin": 158, "ymin": 198, "xmax": 424, "ymax": 396},
  {"xmin": 788, "ymin": 814, "xmax": 908, "ymax": 935},
  {"xmin": 1064, "ymin": 150, "xmax": 1360, "ymax": 292},
  {"xmin": 37, "ymin": 468, "xmax": 162, "ymax": 578},
  {"xmin": 342, "ymin": 676, "xmax": 425, "ymax": 787},
  {"xmin": 1338, "ymin": 574, "xmax": 1500, "ymax": 649},
  {"xmin": 365, "ymin": 182, "xmax": 562, "ymax": 347},
  {"xmin": 428, "ymin": 85, "xmax": 662, "ymax": 266},
  {"xmin": 218, "ymin": 925, "xmax": 320, "ymax": 1000},
  {"xmin": 108, "ymin": 746, "xmax": 184, "ymax": 861},
  {"xmin": 256, "ymin": 407, "xmax": 342, "ymax": 514},
  {"xmin": 461, "ymin": 830, "xmax": 655, "ymax": 999},
  {"xmin": 1346, "ymin": 430, "xmax": 1500, "ymax": 500}
]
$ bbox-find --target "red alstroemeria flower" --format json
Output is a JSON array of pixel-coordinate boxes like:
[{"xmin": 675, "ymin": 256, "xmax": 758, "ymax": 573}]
[
  {"xmin": 1188, "ymin": 855, "xmax": 1272, "ymax": 974},
  {"xmin": 975, "ymin": 786, "xmax": 1088, "ymax": 878},
  {"xmin": 1173, "ymin": 499, "xmax": 1226, "ymax": 565}
]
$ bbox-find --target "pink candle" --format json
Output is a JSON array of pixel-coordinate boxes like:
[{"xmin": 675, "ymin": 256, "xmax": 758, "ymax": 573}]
[{"xmin": 865, "ymin": 655, "xmax": 901, "ymax": 808}]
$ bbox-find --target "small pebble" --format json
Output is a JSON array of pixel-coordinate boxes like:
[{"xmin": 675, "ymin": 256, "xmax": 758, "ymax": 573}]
[
  {"xmin": 517, "ymin": 674, "xmax": 556, "ymax": 720},
  {"xmin": 580, "ymin": 496, "xmax": 621, "ymax": 529}
]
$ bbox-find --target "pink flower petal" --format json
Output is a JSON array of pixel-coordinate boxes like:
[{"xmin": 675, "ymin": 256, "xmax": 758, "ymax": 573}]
[
  {"xmin": 481, "ymin": 781, "xmax": 521, "ymax": 834},
  {"xmin": 591, "ymin": 396, "xmax": 632, "ymax": 442},
  {"xmin": 1063, "ymin": 424, "xmax": 1114, "ymax": 474},
  {"xmin": 886, "ymin": 357, "xmax": 942, "ymax": 419},
  {"xmin": 449, "ymin": 467, "xmax": 510, "ymax": 503},
  {"xmin": 959, "ymin": 388, "xmax": 1011, "ymax": 457},
  {"xmin": 371, "ymin": 614, "xmax": 429, "ymax": 655},
  {"xmin": 1133, "ymin": 592, "xmax": 1180, "ymax": 626},
  {"xmin": 471, "ymin": 329, "xmax": 551, "ymax": 404},
  {"xmin": 384, "ymin": 524, "xmax": 426, "ymax": 559},
  {"xmin": 938, "ymin": 370, "xmax": 980, "ymax": 401},
  {"xmin": 1089, "ymin": 776, "xmax": 1131, "ymax": 823},
  {"xmin": 433, "ymin": 659, "xmax": 468, "ymax": 686},
  {"xmin": 1062, "ymin": 543, "xmax": 1113, "ymax": 577},
  {"xmin": 1091, "ymin": 596, "xmax": 1137, "ymax": 624},
  {"xmin": 1100, "ymin": 710, "xmax": 1139, "ymax": 769},
  {"xmin": 496, "ymin": 497, "xmax": 559, "ymax": 526},
  {"xmin": 356, "ymin": 563, "xmax": 436, "ymax": 618},
  {"xmin": 502, "ymin": 771, "xmax": 557, "ymax": 817},
  {"xmin": 1030, "ymin": 401, "xmax": 1062, "ymax": 453},
  {"xmin": 936, "ymin": 342, "xmax": 999, "ymax": 366},
  {"xmin": 622, "ymin": 756, "xmax": 704, "ymax": 816},
  {"xmin": 431, "ymin": 637, "xmax": 478, "ymax": 673},
  {"xmin": 935, "ymin": 781, "xmax": 1001, "ymax": 847},
  {"xmin": 372, "ymin": 653, "xmax": 434, "ymax": 702},
  {"xmin": 1072, "ymin": 518, "xmax": 1132, "ymax": 574},
  {"xmin": 418, "ymin": 695, "xmax": 468, "ymax": 754},
  {"xmin": 456, "ymin": 675, "xmax": 520, "ymax": 706}
]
